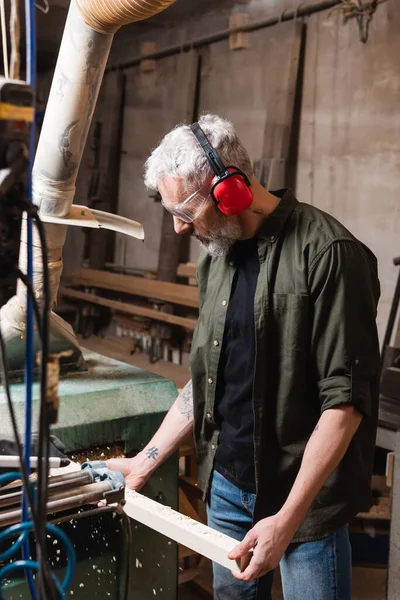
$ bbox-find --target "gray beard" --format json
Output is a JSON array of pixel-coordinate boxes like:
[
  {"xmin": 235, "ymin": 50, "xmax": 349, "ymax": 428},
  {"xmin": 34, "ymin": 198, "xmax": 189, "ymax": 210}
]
[
  {"xmin": 195, "ymin": 220, "xmax": 243, "ymax": 257},
  {"xmin": 198, "ymin": 237, "xmax": 235, "ymax": 257}
]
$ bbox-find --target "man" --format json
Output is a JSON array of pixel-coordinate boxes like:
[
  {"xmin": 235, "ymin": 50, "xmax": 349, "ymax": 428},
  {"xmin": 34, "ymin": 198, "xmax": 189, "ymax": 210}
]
[{"xmin": 108, "ymin": 114, "xmax": 380, "ymax": 600}]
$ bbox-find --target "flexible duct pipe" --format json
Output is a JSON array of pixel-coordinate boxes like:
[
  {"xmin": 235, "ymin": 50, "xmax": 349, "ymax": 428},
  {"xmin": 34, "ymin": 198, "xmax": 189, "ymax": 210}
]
[{"xmin": 1, "ymin": 0, "xmax": 175, "ymax": 362}]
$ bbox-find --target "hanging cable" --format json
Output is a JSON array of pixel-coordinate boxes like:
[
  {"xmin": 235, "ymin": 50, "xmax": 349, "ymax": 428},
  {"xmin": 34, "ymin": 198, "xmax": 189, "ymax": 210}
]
[
  {"xmin": 10, "ymin": 0, "xmax": 21, "ymax": 80},
  {"xmin": 0, "ymin": 0, "xmax": 75, "ymax": 595},
  {"xmin": 328, "ymin": 0, "xmax": 388, "ymax": 43},
  {"xmin": 23, "ymin": 3, "xmax": 63, "ymax": 594},
  {"xmin": 33, "ymin": 209, "xmax": 56, "ymax": 599},
  {"xmin": 0, "ymin": 327, "xmax": 60, "ymax": 598},
  {"xmin": 0, "ymin": 521, "xmax": 76, "ymax": 598},
  {"xmin": 22, "ymin": 0, "xmax": 39, "ymax": 596},
  {"xmin": 0, "ymin": 0, "xmax": 9, "ymax": 78}
]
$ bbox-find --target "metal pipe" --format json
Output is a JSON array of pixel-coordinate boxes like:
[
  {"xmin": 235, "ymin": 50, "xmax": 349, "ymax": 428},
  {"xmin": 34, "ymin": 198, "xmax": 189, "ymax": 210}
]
[
  {"xmin": 0, "ymin": 472, "xmax": 94, "ymax": 509},
  {"xmin": 108, "ymin": 0, "xmax": 341, "ymax": 72},
  {"xmin": 1, "ymin": 0, "xmax": 175, "ymax": 359},
  {"xmin": 50, "ymin": 505, "xmax": 116, "ymax": 526},
  {"xmin": 47, "ymin": 470, "xmax": 93, "ymax": 488},
  {"xmin": 0, "ymin": 481, "xmax": 113, "ymax": 528}
]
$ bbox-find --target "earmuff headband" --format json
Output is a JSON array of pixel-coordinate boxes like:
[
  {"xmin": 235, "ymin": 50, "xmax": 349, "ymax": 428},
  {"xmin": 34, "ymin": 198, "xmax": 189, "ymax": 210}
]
[
  {"xmin": 189, "ymin": 121, "xmax": 254, "ymax": 216},
  {"xmin": 189, "ymin": 123, "xmax": 227, "ymax": 178}
]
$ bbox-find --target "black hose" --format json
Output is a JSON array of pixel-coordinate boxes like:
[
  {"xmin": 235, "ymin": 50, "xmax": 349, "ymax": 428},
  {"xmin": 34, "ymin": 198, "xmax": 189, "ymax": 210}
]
[
  {"xmin": 0, "ymin": 326, "xmax": 56, "ymax": 594},
  {"xmin": 32, "ymin": 212, "xmax": 56, "ymax": 599}
]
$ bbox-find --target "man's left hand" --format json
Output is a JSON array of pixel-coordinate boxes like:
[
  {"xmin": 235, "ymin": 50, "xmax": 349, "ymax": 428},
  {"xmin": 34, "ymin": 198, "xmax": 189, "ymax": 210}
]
[{"xmin": 227, "ymin": 514, "xmax": 295, "ymax": 582}]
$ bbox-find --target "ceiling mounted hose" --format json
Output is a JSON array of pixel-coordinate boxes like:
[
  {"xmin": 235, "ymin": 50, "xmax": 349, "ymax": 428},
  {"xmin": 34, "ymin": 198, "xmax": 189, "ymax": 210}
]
[
  {"xmin": 1, "ymin": 0, "xmax": 177, "ymax": 368},
  {"xmin": 75, "ymin": 0, "xmax": 176, "ymax": 34}
]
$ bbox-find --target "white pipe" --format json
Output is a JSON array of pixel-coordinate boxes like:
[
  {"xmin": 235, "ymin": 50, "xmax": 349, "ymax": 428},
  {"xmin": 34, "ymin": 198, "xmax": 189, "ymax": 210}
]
[{"xmin": 1, "ymin": 0, "xmax": 175, "ymax": 349}]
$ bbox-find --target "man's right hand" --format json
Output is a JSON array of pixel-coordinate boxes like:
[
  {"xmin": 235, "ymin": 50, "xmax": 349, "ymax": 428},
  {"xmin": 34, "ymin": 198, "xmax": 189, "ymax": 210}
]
[
  {"xmin": 106, "ymin": 379, "xmax": 194, "ymax": 492},
  {"xmin": 106, "ymin": 455, "xmax": 153, "ymax": 491}
]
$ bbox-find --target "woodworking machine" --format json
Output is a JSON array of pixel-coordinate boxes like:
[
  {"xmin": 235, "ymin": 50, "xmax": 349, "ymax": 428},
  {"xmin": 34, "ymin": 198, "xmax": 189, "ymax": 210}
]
[{"xmin": 0, "ymin": 351, "xmax": 179, "ymax": 599}]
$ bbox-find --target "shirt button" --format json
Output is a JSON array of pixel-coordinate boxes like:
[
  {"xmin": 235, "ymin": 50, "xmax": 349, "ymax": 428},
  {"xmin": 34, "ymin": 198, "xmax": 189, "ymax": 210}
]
[
  {"xmin": 208, "ymin": 377, "xmax": 213, "ymax": 384},
  {"xmin": 229, "ymin": 260, "xmax": 234, "ymax": 266},
  {"xmin": 206, "ymin": 412, "xmax": 212, "ymax": 420},
  {"xmin": 222, "ymin": 300, "xmax": 227, "ymax": 306},
  {"xmin": 270, "ymin": 235, "xmax": 275, "ymax": 242},
  {"xmin": 354, "ymin": 359, "xmax": 360, "ymax": 365},
  {"xmin": 211, "ymin": 444, "xmax": 216, "ymax": 450},
  {"xmin": 213, "ymin": 340, "xmax": 219, "ymax": 347}
]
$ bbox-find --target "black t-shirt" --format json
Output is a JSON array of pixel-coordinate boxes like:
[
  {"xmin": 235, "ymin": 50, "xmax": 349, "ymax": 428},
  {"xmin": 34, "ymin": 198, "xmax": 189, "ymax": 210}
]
[{"xmin": 214, "ymin": 237, "xmax": 260, "ymax": 493}]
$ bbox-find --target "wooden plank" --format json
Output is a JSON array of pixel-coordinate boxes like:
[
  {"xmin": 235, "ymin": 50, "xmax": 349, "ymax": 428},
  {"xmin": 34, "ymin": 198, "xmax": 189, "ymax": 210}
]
[
  {"xmin": 258, "ymin": 22, "xmax": 304, "ymax": 189},
  {"xmin": 102, "ymin": 262, "xmax": 197, "ymax": 280},
  {"xmin": 179, "ymin": 545, "xmax": 198, "ymax": 560},
  {"xmin": 59, "ymin": 287, "xmax": 198, "ymax": 330},
  {"xmin": 140, "ymin": 41, "xmax": 157, "ymax": 73},
  {"xmin": 157, "ymin": 52, "xmax": 200, "ymax": 283},
  {"xmin": 124, "ymin": 489, "xmax": 240, "ymax": 573},
  {"xmin": 198, "ymin": 22, "xmax": 303, "ymax": 180},
  {"xmin": 229, "ymin": 13, "xmax": 250, "ymax": 51},
  {"xmin": 179, "ymin": 475, "xmax": 203, "ymax": 500},
  {"xmin": 70, "ymin": 268, "xmax": 199, "ymax": 308},
  {"xmin": 178, "ymin": 567, "xmax": 200, "ymax": 586},
  {"xmin": 388, "ymin": 431, "xmax": 400, "ymax": 598},
  {"xmin": 112, "ymin": 314, "xmax": 149, "ymax": 333},
  {"xmin": 177, "ymin": 263, "xmax": 197, "ymax": 278},
  {"xmin": 179, "ymin": 444, "xmax": 196, "ymax": 458},
  {"xmin": 386, "ymin": 452, "xmax": 395, "ymax": 488},
  {"xmin": 356, "ymin": 496, "xmax": 391, "ymax": 521},
  {"xmin": 80, "ymin": 335, "xmax": 190, "ymax": 390},
  {"xmin": 179, "ymin": 488, "xmax": 202, "ymax": 523},
  {"xmin": 116, "ymin": 50, "xmax": 200, "ymax": 274}
]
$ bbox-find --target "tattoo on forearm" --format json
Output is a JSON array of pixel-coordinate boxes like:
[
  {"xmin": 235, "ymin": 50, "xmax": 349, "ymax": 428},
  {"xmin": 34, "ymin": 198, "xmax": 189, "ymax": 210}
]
[
  {"xmin": 146, "ymin": 446, "xmax": 159, "ymax": 461},
  {"xmin": 178, "ymin": 380, "xmax": 193, "ymax": 421},
  {"xmin": 311, "ymin": 424, "xmax": 319, "ymax": 437}
]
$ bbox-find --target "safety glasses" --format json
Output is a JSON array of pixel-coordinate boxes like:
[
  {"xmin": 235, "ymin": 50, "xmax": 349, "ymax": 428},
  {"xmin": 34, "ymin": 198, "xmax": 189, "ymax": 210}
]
[{"xmin": 161, "ymin": 186, "xmax": 211, "ymax": 224}]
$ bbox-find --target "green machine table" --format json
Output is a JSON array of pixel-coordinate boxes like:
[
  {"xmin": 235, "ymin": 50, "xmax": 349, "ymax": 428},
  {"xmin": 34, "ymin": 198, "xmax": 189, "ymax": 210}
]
[{"xmin": 0, "ymin": 350, "xmax": 179, "ymax": 599}]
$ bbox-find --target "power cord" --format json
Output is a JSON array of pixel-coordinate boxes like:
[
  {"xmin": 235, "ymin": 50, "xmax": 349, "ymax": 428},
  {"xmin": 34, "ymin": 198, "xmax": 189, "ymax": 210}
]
[
  {"xmin": 32, "ymin": 211, "xmax": 53, "ymax": 599},
  {"xmin": 0, "ymin": 329, "xmax": 66, "ymax": 598},
  {"xmin": 22, "ymin": 0, "xmax": 39, "ymax": 595}
]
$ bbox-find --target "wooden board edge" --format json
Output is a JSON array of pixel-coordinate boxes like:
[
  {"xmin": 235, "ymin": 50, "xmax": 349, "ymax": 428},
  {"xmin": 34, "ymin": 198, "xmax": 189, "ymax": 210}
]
[{"xmin": 124, "ymin": 489, "xmax": 240, "ymax": 573}]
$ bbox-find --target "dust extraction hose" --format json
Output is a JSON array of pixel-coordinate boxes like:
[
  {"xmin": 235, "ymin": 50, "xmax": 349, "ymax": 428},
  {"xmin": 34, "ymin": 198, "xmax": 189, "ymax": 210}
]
[
  {"xmin": 75, "ymin": 0, "xmax": 176, "ymax": 34},
  {"xmin": 1, "ymin": 0, "xmax": 175, "ymax": 350}
]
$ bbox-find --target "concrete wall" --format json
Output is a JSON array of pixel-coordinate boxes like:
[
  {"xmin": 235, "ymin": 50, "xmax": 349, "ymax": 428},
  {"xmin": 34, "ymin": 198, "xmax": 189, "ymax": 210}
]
[
  {"xmin": 60, "ymin": 0, "xmax": 398, "ymax": 342},
  {"xmin": 295, "ymin": 2, "xmax": 400, "ymax": 342}
]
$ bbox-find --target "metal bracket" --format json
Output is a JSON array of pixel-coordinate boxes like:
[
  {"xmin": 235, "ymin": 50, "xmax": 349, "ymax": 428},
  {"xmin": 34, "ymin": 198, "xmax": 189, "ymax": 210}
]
[
  {"xmin": 103, "ymin": 485, "xmax": 126, "ymax": 506},
  {"xmin": 40, "ymin": 204, "xmax": 144, "ymax": 241}
]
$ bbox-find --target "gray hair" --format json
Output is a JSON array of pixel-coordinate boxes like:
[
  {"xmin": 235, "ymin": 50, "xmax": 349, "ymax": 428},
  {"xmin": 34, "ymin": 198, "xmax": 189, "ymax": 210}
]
[{"xmin": 144, "ymin": 114, "xmax": 253, "ymax": 193}]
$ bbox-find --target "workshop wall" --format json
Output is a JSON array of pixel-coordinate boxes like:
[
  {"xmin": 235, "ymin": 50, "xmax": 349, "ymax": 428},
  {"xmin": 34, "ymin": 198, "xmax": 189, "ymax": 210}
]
[{"xmin": 61, "ymin": 0, "xmax": 399, "ymax": 342}]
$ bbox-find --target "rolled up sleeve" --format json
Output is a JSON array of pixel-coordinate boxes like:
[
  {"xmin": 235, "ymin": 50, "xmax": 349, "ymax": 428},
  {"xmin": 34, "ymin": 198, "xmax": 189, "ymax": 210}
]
[{"xmin": 309, "ymin": 240, "xmax": 380, "ymax": 417}]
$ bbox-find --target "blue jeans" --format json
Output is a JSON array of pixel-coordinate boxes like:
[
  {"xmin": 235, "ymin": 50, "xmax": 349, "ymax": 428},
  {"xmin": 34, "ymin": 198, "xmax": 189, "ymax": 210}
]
[{"xmin": 207, "ymin": 470, "xmax": 352, "ymax": 600}]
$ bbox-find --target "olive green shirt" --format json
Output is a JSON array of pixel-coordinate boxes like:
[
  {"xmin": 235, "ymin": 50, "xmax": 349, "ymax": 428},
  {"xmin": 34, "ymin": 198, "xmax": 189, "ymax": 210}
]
[{"xmin": 190, "ymin": 189, "xmax": 380, "ymax": 541}]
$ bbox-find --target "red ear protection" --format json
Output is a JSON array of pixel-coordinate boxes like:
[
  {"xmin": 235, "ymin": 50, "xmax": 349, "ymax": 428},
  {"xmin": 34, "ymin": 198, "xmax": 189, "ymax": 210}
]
[
  {"xmin": 211, "ymin": 167, "xmax": 254, "ymax": 216},
  {"xmin": 190, "ymin": 123, "xmax": 253, "ymax": 216}
]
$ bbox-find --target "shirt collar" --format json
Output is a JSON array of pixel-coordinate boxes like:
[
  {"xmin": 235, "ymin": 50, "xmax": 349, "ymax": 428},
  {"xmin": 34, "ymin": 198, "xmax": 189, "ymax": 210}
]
[{"xmin": 257, "ymin": 188, "xmax": 298, "ymax": 242}]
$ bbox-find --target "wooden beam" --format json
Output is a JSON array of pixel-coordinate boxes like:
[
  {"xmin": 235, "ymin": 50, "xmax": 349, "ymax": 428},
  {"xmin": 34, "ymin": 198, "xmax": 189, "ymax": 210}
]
[
  {"xmin": 177, "ymin": 263, "xmax": 197, "ymax": 278},
  {"xmin": 229, "ymin": 14, "xmax": 250, "ymax": 50},
  {"xmin": 179, "ymin": 475, "xmax": 203, "ymax": 500},
  {"xmin": 80, "ymin": 335, "xmax": 190, "ymax": 389},
  {"xmin": 70, "ymin": 268, "xmax": 199, "ymax": 308},
  {"xmin": 124, "ymin": 489, "xmax": 240, "ymax": 573},
  {"xmin": 257, "ymin": 22, "xmax": 304, "ymax": 189},
  {"xmin": 59, "ymin": 287, "xmax": 197, "ymax": 330},
  {"xmin": 388, "ymin": 431, "xmax": 400, "ymax": 597},
  {"xmin": 140, "ymin": 41, "xmax": 157, "ymax": 73}
]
